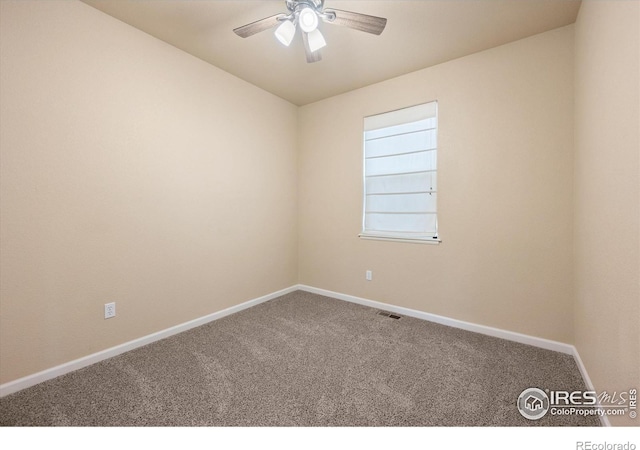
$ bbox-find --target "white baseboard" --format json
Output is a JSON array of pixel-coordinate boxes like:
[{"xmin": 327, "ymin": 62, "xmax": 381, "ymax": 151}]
[
  {"xmin": 572, "ymin": 348, "xmax": 611, "ymax": 427},
  {"xmin": 298, "ymin": 284, "xmax": 574, "ymax": 354},
  {"xmin": 0, "ymin": 285, "xmax": 298, "ymax": 398},
  {"xmin": 2, "ymin": 284, "xmax": 607, "ymax": 427}
]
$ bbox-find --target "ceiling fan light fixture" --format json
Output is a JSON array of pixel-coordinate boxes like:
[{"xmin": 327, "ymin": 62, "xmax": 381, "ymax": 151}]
[
  {"xmin": 275, "ymin": 19, "xmax": 296, "ymax": 46},
  {"xmin": 307, "ymin": 28, "xmax": 326, "ymax": 52},
  {"xmin": 298, "ymin": 7, "xmax": 319, "ymax": 33},
  {"xmin": 233, "ymin": 1, "xmax": 388, "ymax": 63}
]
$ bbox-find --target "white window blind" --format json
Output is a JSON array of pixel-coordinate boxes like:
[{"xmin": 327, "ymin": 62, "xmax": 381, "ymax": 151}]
[{"xmin": 361, "ymin": 101, "xmax": 439, "ymax": 242}]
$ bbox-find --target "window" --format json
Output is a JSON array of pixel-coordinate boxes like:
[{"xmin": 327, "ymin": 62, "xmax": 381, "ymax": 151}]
[{"xmin": 360, "ymin": 101, "xmax": 439, "ymax": 243}]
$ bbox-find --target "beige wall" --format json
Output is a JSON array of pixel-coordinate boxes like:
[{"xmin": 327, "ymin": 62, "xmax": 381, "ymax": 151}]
[
  {"xmin": 0, "ymin": 1, "xmax": 298, "ymax": 384},
  {"xmin": 574, "ymin": 1, "xmax": 639, "ymax": 426},
  {"xmin": 298, "ymin": 26, "xmax": 575, "ymax": 343}
]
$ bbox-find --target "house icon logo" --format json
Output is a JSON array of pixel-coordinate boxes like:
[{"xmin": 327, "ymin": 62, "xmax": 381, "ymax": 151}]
[
  {"xmin": 525, "ymin": 395, "xmax": 543, "ymax": 411},
  {"xmin": 517, "ymin": 388, "xmax": 550, "ymax": 420}
]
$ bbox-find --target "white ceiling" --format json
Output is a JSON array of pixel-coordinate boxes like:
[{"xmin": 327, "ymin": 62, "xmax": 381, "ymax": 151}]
[{"xmin": 81, "ymin": 0, "xmax": 581, "ymax": 106}]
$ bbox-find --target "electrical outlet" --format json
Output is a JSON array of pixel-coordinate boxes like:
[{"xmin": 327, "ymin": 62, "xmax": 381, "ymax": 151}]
[
  {"xmin": 104, "ymin": 302, "xmax": 116, "ymax": 319},
  {"xmin": 366, "ymin": 270, "xmax": 372, "ymax": 281}
]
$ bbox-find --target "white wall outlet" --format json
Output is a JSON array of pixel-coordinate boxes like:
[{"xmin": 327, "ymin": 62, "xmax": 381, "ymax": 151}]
[
  {"xmin": 366, "ymin": 270, "xmax": 372, "ymax": 281},
  {"xmin": 104, "ymin": 302, "xmax": 116, "ymax": 319}
]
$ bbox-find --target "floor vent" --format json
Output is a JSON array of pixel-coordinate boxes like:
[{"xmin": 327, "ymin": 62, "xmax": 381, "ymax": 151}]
[{"xmin": 377, "ymin": 311, "xmax": 402, "ymax": 320}]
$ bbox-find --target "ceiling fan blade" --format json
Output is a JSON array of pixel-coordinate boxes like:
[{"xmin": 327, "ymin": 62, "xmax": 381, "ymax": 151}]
[
  {"xmin": 302, "ymin": 31, "xmax": 322, "ymax": 63},
  {"xmin": 233, "ymin": 14, "xmax": 285, "ymax": 38},
  {"xmin": 324, "ymin": 9, "xmax": 387, "ymax": 35}
]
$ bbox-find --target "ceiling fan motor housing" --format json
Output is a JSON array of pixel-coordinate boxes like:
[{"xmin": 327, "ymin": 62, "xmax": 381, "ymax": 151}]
[{"xmin": 286, "ymin": 0, "xmax": 325, "ymax": 14}]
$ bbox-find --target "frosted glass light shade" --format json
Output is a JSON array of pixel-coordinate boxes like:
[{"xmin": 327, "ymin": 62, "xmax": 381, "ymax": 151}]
[
  {"xmin": 275, "ymin": 20, "xmax": 296, "ymax": 47},
  {"xmin": 298, "ymin": 7, "xmax": 318, "ymax": 32},
  {"xmin": 307, "ymin": 28, "xmax": 326, "ymax": 52}
]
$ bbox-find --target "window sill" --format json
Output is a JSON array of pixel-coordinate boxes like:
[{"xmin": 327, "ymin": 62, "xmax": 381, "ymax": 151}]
[{"xmin": 358, "ymin": 233, "xmax": 442, "ymax": 245}]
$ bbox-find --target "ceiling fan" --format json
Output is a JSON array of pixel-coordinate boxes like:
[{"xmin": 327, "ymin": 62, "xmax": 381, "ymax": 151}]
[{"xmin": 233, "ymin": 0, "xmax": 387, "ymax": 63}]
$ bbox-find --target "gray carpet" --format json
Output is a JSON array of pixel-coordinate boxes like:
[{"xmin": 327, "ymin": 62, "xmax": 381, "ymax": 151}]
[{"xmin": 0, "ymin": 290, "xmax": 599, "ymax": 426}]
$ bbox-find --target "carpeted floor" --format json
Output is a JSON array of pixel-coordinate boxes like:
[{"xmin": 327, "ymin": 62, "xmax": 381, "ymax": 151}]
[{"xmin": 0, "ymin": 290, "xmax": 599, "ymax": 426}]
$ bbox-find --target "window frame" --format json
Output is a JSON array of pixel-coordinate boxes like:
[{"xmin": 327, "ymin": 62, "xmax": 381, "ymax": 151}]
[{"xmin": 359, "ymin": 101, "xmax": 441, "ymax": 245}]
